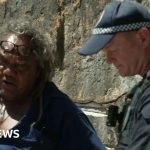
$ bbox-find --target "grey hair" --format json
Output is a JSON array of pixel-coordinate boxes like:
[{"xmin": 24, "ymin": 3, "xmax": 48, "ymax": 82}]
[{"xmin": 0, "ymin": 20, "xmax": 56, "ymax": 101}]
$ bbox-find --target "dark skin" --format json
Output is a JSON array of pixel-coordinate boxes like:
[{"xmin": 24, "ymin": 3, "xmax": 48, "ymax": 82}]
[{"xmin": 0, "ymin": 33, "xmax": 40, "ymax": 130}]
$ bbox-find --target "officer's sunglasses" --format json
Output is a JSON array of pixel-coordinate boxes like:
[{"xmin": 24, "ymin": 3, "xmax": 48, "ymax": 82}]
[{"xmin": 0, "ymin": 41, "xmax": 31, "ymax": 57}]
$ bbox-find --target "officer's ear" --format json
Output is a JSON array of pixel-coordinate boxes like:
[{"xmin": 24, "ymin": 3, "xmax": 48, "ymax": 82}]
[{"xmin": 136, "ymin": 27, "xmax": 150, "ymax": 49}]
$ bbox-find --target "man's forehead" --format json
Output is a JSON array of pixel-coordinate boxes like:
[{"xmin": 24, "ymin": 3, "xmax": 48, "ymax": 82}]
[
  {"xmin": 4, "ymin": 34, "xmax": 18, "ymax": 43},
  {"xmin": 103, "ymin": 32, "xmax": 126, "ymax": 50},
  {"xmin": 2, "ymin": 33, "xmax": 17, "ymax": 40}
]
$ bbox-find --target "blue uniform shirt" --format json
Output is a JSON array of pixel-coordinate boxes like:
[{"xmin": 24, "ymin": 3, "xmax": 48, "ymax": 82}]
[{"xmin": 0, "ymin": 82, "xmax": 105, "ymax": 150}]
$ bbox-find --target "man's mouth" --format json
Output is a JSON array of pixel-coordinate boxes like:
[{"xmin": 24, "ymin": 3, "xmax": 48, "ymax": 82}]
[{"xmin": 1, "ymin": 78, "xmax": 16, "ymax": 91}]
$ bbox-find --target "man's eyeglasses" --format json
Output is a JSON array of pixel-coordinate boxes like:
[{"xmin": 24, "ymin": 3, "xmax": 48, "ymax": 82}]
[{"xmin": 0, "ymin": 41, "xmax": 31, "ymax": 57}]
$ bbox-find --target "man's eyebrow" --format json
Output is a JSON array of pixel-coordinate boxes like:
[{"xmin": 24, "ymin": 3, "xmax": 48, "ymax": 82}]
[{"xmin": 102, "ymin": 46, "xmax": 111, "ymax": 51}]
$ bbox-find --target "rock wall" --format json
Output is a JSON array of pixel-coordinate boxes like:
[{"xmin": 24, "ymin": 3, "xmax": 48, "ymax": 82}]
[{"xmin": 0, "ymin": 0, "xmax": 148, "ymax": 149}]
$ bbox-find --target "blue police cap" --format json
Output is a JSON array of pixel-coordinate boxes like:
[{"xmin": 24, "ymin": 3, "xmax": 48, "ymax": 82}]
[{"xmin": 78, "ymin": 1, "xmax": 150, "ymax": 55}]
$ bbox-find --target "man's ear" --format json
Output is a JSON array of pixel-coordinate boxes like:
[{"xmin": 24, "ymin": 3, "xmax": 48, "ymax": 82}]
[{"xmin": 136, "ymin": 27, "xmax": 150, "ymax": 49}]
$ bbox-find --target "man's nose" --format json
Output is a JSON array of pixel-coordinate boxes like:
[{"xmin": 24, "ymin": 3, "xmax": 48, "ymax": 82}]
[
  {"xmin": 4, "ymin": 53, "xmax": 19, "ymax": 64},
  {"xmin": 2, "ymin": 67, "xmax": 16, "ymax": 77},
  {"xmin": 0, "ymin": 65, "xmax": 4, "ymax": 76},
  {"xmin": 106, "ymin": 55, "xmax": 113, "ymax": 64},
  {"xmin": 0, "ymin": 51, "xmax": 20, "ymax": 66},
  {"xmin": 0, "ymin": 53, "xmax": 19, "ymax": 76},
  {"xmin": 102, "ymin": 50, "xmax": 113, "ymax": 64}
]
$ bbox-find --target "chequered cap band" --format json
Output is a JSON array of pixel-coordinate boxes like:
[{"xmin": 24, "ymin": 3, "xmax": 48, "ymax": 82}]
[{"xmin": 92, "ymin": 22, "xmax": 150, "ymax": 34}]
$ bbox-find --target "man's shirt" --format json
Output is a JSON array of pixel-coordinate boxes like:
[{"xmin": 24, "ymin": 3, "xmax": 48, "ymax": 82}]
[
  {"xmin": 117, "ymin": 70, "xmax": 150, "ymax": 150},
  {"xmin": 0, "ymin": 82, "xmax": 105, "ymax": 150}
]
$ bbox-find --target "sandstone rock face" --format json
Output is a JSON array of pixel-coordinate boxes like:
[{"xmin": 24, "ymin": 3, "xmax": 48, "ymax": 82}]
[{"xmin": 0, "ymin": 0, "xmax": 146, "ymax": 148}]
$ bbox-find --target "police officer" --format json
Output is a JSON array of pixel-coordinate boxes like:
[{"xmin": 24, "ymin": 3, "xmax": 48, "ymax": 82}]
[{"xmin": 79, "ymin": 1, "xmax": 150, "ymax": 150}]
